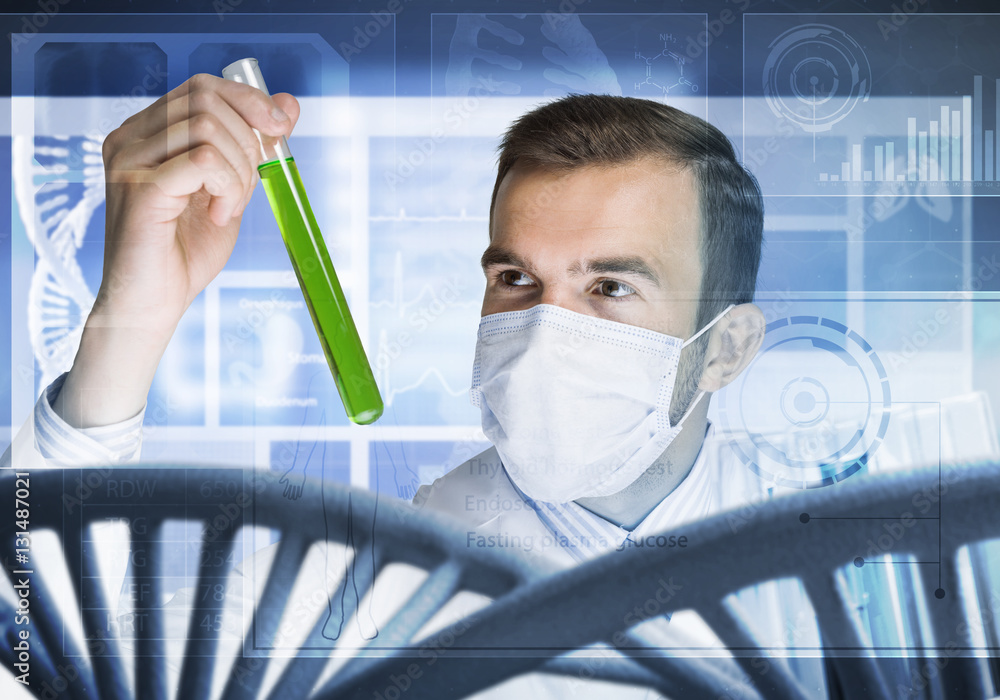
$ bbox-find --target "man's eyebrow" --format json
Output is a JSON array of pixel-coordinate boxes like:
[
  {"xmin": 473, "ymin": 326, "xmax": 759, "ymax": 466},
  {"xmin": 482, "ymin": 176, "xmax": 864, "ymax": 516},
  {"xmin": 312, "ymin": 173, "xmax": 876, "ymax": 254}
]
[
  {"xmin": 570, "ymin": 257, "xmax": 662, "ymax": 287},
  {"xmin": 480, "ymin": 245, "xmax": 531, "ymax": 272}
]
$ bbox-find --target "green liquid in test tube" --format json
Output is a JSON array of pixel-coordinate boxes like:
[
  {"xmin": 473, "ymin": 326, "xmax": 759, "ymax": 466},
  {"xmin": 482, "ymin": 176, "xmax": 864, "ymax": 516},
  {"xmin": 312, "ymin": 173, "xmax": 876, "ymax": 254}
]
[{"xmin": 223, "ymin": 58, "xmax": 383, "ymax": 425}]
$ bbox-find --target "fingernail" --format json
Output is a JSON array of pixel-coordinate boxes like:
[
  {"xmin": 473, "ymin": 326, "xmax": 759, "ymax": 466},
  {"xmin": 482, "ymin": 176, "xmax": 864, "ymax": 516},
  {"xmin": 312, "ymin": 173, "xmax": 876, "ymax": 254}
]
[{"xmin": 271, "ymin": 105, "xmax": 290, "ymax": 122}]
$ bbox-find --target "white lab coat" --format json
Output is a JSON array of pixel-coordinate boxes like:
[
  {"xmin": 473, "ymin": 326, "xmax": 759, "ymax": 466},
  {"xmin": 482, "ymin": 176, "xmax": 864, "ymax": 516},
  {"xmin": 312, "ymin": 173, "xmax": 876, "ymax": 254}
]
[
  {"xmin": 1, "ymin": 377, "xmax": 145, "ymax": 471},
  {"xmin": 1, "ymin": 408, "xmax": 48, "ymax": 470},
  {"xmin": 404, "ymin": 443, "xmax": 790, "ymax": 699},
  {"xmin": 413, "ymin": 445, "xmax": 582, "ymax": 570}
]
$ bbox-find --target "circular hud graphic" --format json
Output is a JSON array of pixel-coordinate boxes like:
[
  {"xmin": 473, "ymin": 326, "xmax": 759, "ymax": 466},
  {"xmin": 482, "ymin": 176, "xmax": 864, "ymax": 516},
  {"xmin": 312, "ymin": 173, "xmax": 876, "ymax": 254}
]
[
  {"xmin": 762, "ymin": 24, "xmax": 872, "ymax": 133},
  {"xmin": 718, "ymin": 316, "xmax": 890, "ymax": 489}
]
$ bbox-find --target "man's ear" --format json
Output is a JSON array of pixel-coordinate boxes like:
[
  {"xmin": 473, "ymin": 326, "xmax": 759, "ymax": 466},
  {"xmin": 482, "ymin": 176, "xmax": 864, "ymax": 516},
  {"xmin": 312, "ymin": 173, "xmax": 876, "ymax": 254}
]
[{"xmin": 698, "ymin": 303, "xmax": 765, "ymax": 392}]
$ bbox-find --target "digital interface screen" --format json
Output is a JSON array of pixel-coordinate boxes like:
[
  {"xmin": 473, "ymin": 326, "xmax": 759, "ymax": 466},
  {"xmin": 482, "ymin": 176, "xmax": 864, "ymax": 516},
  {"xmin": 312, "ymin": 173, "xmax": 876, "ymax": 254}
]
[{"xmin": 2, "ymin": 3, "xmax": 1000, "ymax": 698}]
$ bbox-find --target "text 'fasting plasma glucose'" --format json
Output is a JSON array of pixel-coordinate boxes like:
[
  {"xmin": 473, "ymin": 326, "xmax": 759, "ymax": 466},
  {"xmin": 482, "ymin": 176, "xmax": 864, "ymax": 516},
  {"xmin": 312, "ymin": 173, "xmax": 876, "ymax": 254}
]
[{"xmin": 222, "ymin": 57, "xmax": 384, "ymax": 425}]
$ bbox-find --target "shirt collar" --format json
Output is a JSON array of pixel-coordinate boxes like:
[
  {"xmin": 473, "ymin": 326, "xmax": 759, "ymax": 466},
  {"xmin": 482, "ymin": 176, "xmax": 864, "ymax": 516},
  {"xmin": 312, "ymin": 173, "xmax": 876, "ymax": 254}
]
[{"xmin": 509, "ymin": 423, "xmax": 718, "ymax": 563}]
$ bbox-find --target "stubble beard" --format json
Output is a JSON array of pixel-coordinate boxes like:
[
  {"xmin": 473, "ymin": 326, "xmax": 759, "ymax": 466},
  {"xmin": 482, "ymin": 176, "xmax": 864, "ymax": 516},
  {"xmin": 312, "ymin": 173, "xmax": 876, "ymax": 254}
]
[{"xmin": 669, "ymin": 336, "xmax": 707, "ymax": 427}]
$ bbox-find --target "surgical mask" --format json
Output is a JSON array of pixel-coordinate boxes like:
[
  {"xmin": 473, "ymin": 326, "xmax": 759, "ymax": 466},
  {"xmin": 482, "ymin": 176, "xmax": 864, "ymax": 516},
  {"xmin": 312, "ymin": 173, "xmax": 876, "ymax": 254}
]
[{"xmin": 470, "ymin": 303, "xmax": 734, "ymax": 503}]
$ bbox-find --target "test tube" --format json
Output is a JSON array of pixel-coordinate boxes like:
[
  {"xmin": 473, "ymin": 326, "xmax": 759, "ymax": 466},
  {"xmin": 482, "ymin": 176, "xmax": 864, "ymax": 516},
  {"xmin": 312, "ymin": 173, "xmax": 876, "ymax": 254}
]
[{"xmin": 222, "ymin": 57, "xmax": 383, "ymax": 425}]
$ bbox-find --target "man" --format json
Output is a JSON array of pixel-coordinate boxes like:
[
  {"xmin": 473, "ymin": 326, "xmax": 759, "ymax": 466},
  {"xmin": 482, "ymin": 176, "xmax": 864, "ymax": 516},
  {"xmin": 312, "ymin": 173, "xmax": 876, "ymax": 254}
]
[
  {"xmin": 412, "ymin": 93, "xmax": 767, "ymax": 567},
  {"xmin": 1, "ymin": 76, "xmax": 774, "ymax": 694}
]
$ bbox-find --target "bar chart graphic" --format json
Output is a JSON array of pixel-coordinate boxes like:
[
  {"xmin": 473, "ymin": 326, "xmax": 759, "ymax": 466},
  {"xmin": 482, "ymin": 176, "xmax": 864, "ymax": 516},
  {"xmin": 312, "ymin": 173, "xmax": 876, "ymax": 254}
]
[
  {"xmin": 818, "ymin": 76, "xmax": 998, "ymax": 185},
  {"xmin": 745, "ymin": 14, "xmax": 1000, "ymax": 196}
]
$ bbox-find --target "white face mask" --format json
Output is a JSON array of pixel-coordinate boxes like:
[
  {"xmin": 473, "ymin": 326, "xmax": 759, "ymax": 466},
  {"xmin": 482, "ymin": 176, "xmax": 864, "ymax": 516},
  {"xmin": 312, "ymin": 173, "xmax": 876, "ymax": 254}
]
[{"xmin": 470, "ymin": 303, "xmax": 734, "ymax": 503}]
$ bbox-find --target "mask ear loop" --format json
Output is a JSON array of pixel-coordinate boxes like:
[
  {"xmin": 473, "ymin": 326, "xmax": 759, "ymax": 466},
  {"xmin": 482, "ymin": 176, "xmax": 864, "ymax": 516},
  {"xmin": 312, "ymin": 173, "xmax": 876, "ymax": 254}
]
[
  {"xmin": 681, "ymin": 303, "xmax": 736, "ymax": 349},
  {"xmin": 674, "ymin": 304, "xmax": 736, "ymax": 426}
]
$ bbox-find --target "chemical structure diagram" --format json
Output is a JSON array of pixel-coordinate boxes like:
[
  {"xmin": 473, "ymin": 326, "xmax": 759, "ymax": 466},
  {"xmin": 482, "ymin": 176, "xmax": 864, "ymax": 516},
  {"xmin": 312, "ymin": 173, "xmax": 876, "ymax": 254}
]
[{"xmin": 634, "ymin": 33, "xmax": 699, "ymax": 97}]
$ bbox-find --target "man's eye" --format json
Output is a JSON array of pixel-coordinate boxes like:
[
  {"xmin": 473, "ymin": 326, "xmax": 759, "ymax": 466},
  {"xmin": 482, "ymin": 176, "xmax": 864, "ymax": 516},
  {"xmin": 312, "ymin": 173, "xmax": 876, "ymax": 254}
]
[
  {"xmin": 597, "ymin": 280, "xmax": 636, "ymax": 298},
  {"xmin": 499, "ymin": 270, "xmax": 533, "ymax": 287}
]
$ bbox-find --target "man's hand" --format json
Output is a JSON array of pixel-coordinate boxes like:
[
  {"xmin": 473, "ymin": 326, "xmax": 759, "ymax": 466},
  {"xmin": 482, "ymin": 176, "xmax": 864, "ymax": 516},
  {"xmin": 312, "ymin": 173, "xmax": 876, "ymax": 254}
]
[{"xmin": 54, "ymin": 74, "xmax": 300, "ymax": 429}]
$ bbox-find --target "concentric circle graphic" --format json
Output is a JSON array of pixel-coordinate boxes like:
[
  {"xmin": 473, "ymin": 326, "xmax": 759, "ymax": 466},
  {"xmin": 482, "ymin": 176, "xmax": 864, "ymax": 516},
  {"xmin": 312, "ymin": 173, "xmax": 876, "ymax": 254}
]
[
  {"xmin": 780, "ymin": 377, "xmax": 829, "ymax": 427},
  {"xmin": 718, "ymin": 316, "xmax": 891, "ymax": 489},
  {"xmin": 762, "ymin": 24, "xmax": 871, "ymax": 133}
]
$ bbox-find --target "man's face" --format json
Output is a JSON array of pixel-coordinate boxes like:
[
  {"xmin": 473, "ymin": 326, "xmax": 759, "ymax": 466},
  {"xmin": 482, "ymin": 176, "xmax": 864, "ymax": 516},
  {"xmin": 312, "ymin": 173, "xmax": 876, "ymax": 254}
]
[
  {"xmin": 483, "ymin": 157, "xmax": 703, "ymax": 343},
  {"xmin": 482, "ymin": 157, "xmax": 707, "ymax": 419}
]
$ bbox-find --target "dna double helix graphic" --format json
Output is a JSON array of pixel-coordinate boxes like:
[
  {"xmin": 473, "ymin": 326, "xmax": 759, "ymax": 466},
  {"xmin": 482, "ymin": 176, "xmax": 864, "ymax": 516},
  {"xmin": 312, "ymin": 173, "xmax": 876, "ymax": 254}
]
[{"xmin": 13, "ymin": 132, "xmax": 104, "ymax": 391}]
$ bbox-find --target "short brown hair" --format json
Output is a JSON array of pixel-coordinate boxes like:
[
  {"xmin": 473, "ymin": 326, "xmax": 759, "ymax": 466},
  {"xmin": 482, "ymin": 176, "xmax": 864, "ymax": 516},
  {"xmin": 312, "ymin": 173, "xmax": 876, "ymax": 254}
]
[{"xmin": 489, "ymin": 94, "xmax": 764, "ymax": 332}]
